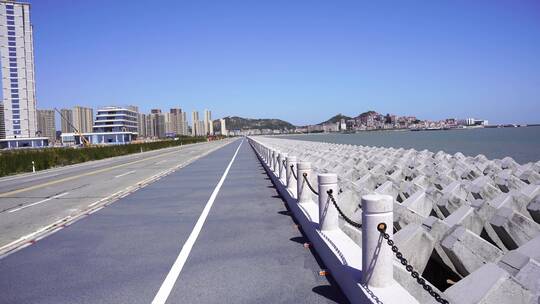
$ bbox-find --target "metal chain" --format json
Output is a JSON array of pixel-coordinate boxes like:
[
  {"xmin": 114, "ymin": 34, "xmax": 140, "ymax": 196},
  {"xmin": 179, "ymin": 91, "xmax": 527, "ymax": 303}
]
[
  {"xmin": 377, "ymin": 223, "xmax": 449, "ymax": 304},
  {"xmin": 290, "ymin": 165, "xmax": 297, "ymax": 180},
  {"xmin": 327, "ymin": 189, "xmax": 362, "ymax": 228},
  {"xmin": 302, "ymin": 173, "xmax": 319, "ymax": 195}
]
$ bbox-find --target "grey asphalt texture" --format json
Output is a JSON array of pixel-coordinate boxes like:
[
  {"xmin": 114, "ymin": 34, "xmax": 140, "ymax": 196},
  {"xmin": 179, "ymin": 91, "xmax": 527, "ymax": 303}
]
[
  {"xmin": 0, "ymin": 140, "xmax": 232, "ymax": 248},
  {"xmin": 0, "ymin": 139, "xmax": 347, "ymax": 304}
]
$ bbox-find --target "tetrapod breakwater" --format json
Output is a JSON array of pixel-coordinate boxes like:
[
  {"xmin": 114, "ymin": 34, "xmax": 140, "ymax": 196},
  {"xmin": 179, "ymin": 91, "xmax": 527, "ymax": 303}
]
[{"xmin": 249, "ymin": 136, "xmax": 540, "ymax": 304}]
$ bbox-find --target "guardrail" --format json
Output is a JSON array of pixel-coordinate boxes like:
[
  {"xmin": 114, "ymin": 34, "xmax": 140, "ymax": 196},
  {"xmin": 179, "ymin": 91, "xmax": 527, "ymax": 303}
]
[{"xmin": 248, "ymin": 137, "xmax": 448, "ymax": 304}]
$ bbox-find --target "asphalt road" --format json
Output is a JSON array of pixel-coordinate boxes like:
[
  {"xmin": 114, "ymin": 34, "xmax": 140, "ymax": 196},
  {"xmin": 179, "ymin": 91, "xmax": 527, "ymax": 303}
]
[
  {"xmin": 0, "ymin": 138, "xmax": 346, "ymax": 303},
  {"xmin": 0, "ymin": 139, "xmax": 233, "ymax": 251}
]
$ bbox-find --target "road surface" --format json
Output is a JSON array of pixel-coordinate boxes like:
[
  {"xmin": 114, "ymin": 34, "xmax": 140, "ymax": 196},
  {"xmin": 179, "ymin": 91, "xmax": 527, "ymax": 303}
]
[{"xmin": 0, "ymin": 138, "xmax": 346, "ymax": 303}]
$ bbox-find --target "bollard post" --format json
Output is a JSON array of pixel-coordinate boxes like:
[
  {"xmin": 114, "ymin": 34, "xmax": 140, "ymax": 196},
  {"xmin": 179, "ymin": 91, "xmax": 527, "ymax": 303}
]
[
  {"xmin": 32, "ymin": 161, "xmax": 35, "ymax": 173},
  {"xmin": 277, "ymin": 153, "xmax": 283, "ymax": 180},
  {"xmin": 318, "ymin": 174, "xmax": 339, "ymax": 231},
  {"xmin": 270, "ymin": 150, "xmax": 275, "ymax": 172},
  {"xmin": 272, "ymin": 150, "xmax": 278, "ymax": 173},
  {"xmin": 286, "ymin": 156, "xmax": 297, "ymax": 198},
  {"xmin": 361, "ymin": 194, "xmax": 393, "ymax": 288},
  {"xmin": 296, "ymin": 162, "xmax": 314, "ymax": 204},
  {"xmin": 279, "ymin": 153, "xmax": 288, "ymax": 184}
]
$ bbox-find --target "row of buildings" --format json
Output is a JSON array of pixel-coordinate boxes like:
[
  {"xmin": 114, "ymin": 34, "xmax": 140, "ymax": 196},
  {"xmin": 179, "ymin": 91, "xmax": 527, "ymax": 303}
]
[
  {"xmin": 32, "ymin": 106, "xmax": 227, "ymax": 146},
  {"xmin": 297, "ymin": 111, "xmax": 489, "ymax": 133},
  {"xmin": 0, "ymin": 0, "xmax": 228, "ymax": 149}
]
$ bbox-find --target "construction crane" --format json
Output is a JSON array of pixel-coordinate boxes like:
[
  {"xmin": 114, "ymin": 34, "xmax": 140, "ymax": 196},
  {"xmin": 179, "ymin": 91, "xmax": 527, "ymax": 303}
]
[{"xmin": 54, "ymin": 108, "xmax": 91, "ymax": 147}]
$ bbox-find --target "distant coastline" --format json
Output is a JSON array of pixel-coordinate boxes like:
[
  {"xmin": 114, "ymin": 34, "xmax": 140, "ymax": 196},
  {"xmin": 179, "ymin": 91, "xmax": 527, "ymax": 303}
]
[{"xmin": 276, "ymin": 126, "xmax": 540, "ymax": 164}]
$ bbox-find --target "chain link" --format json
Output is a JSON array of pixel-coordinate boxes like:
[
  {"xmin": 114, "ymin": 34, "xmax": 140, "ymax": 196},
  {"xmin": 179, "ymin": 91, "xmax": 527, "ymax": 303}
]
[
  {"xmin": 302, "ymin": 173, "xmax": 319, "ymax": 195},
  {"xmin": 327, "ymin": 189, "xmax": 362, "ymax": 229},
  {"xmin": 290, "ymin": 165, "xmax": 297, "ymax": 180},
  {"xmin": 377, "ymin": 223, "xmax": 449, "ymax": 304}
]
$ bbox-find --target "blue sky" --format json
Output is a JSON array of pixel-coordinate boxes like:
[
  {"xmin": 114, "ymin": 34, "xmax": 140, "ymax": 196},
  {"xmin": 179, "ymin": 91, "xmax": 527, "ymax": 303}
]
[{"xmin": 29, "ymin": 0, "xmax": 540, "ymax": 125}]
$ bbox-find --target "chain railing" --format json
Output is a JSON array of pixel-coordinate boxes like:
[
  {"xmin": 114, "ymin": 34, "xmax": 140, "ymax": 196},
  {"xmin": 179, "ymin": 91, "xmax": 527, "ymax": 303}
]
[
  {"xmin": 290, "ymin": 165, "xmax": 297, "ymax": 180},
  {"xmin": 377, "ymin": 223, "xmax": 449, "ymax": 304},
  {"xmin": 327, "ymin": 189, "xmax": 362, "ymax": 229},
  {"xmin": 302, "ymin": 173, "xmax": 319, "ymax": 195}
]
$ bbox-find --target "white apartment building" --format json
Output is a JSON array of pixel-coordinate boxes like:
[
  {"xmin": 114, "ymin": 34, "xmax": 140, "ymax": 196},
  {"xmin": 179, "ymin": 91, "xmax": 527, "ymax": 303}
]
[
  {"xmin": 204, "ymin": 109, "xmax": 213, "ymax": 135},
  {"xmin": 0, "ymin": 1, "xmax": 47, "ymax": 148},
  {"xmin": 191, "ymin": 111, "xmax": 200, "ymax": 136},
  {"xmin": 61, "ymin": 106, "xmax": 138, "ymax": 145},
  {"xmin": 220, "ymin": 118, "xmax": 227, "ymax": 136}
]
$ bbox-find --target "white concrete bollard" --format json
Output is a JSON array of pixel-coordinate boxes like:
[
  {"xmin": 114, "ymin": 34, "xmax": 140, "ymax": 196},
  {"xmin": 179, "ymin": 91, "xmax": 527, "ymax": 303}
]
[
  {"xmin": 32, "ymin": 161, "xmax": 35, "ymax": 173},
  {"xmin": 277, "ymin": 153, "xmax": 283, "ymax": 178},
  {"xmin": 279, "ymin": 153, "xmax": 288, "ymax": 184},
  {"xmin": 286, "ymin": 156, "xmax": 297, "ymax": 198},
  {"xmin": 318, "ymin": 174, "xmax": 339, "ymax": 231},
  {"xmin": 273, "ymin": 150, "xmax": 279, "ymax": 174},
  {"xmin": 361, "ymin": 194, "xmax": 394, "ymax": 288},
  {"xmin": 271, "ymin": 150, "xmax": 276, "ymax": 172},
  {"xmin": 297, "ymin": 162, "xmax": 314, "ymax": 204}
]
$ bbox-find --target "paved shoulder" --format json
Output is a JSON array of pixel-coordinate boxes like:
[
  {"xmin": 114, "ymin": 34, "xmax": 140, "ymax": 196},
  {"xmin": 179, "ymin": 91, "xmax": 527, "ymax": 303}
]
[
  {"xmin": 166, "ymin": 140, "xmax": 347, "ymax": 303},
  {"xmin": 0, "ymin": 139, "xmax": 240, "ymax": 304}
]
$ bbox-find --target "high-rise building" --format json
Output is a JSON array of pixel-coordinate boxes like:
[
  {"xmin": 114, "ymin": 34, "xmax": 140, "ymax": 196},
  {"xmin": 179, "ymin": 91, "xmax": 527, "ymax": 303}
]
[
  {"xmin": 204, "ymin": 109, "xmax": 213, "ymax": 135},
  {"xmin": 220, "ymin": 118, "xmax": 227, "ymax": 136},
  {"xmin": 191, "ymin": 111, "xmax": 200, "ymax": 136},
  {"xmin": 36, "ymin": 109, "xmax": 56, "ymax": 141},
  {"xmin": 0, "ymin": 102, "xmax": 5, "ymax": 139},
  {"xmin": 149, "ymin": 109, "xmax": 165, "ymax": 138},
  {"xmin": 197, "ymin": 120, "xmax": 205, "ymax": 137},
  {"xmin": 0, "ymin": 1, "xmax": 37, "ymax": 139},
  {"xmin": 72, "ymin": 106, "xmax": 93, "ymax": 133},
  {"xmin": 168, "ymin": 108, "xmax": 187, "ymax": 136},
  {"xmin": 137, "ymin": 113, "xmax": 147, "ymax": 137},
  {"xmin": 145, "ymin": 114, "xmax": 154, "ymax": 138},
  {"xmin": 60, "ymin": 108, "xmax": 74, "ymax": 133},
  {"xmin": 181, "ymin": 111, "xmax": 188, "ymax": 135}
]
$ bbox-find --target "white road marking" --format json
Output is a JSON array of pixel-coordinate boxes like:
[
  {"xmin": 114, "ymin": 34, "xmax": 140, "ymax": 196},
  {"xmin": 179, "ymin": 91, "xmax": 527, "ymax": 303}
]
[
  {"xmin": 88, "ymin": 190, "xmax": 125, "ymax": 207},
  {"xmin": 8, "ymin": 192, "xmax": 70, "ymax": 213},
  {"xmin": 151, "ymin": 139, "xmax": 244, "ymax": 304},
  {"xmin": 155, "ymin": 159, "xmax": 167, "ymax": 165},
  {"xmin": 114, "ymin": 170, "xmax": 136, "ymax": 178}
]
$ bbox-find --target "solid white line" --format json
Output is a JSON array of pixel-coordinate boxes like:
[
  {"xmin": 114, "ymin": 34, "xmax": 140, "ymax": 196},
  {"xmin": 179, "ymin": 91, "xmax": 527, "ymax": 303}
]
[
  {"xmin": 114, "ymin": 170, "xmax": 136, "ymax": 178},
  {"xmin": 8, "ymin": 192, "xmax": 70, "ymax": 213},
  {"xmin": 151, "ymin": 139, "xmax": 243, "ymax": 304}
]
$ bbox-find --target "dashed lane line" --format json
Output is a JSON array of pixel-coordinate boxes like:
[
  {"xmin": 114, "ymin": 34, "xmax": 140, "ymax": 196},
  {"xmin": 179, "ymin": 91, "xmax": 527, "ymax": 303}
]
[
  {"xmin": 114, "ymin": 170, "xmax": 137, "ymax": 178},
  {"xmin": 8, "ymin": 192, "xmax": 70, "ymax": 213}
]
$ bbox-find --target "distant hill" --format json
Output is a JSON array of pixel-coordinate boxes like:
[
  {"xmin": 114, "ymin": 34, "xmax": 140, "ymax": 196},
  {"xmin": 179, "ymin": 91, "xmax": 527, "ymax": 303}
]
[
  {"xmin": 354, "ymin": 110, "xmax": 378, "ymax": 119},
  {"xmin": 214, "ymin": 116, "xmax": 296, "ymax": 131},
  {"xmin": 318, "ymin": 114, "xmax": 352, "ymax": 125}
]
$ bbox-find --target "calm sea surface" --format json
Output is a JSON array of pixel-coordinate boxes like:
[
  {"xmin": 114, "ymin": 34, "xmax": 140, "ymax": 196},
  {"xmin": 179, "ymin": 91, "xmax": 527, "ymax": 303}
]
[{"xmin": 277, "ymin": 126, "xmax": 540, "ymax": 164}]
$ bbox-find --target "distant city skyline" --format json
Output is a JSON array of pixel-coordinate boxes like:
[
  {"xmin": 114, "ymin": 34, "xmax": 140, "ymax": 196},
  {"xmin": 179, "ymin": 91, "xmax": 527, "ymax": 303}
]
[{"xmin": 19, "ymin": 0, "xmax": 540, "ymax": 125}]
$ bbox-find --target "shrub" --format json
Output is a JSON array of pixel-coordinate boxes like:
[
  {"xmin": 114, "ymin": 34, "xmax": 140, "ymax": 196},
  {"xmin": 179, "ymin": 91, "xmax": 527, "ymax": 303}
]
[{"xmin": 0, "ymin": 136, "xmax": 209, "ymax": 177}]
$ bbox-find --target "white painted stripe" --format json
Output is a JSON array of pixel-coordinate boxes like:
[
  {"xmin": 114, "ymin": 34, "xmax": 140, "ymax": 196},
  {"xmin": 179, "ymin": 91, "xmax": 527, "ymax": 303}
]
[
  {"xmin": 152, "ymin": 139, "xmax": 243, "ymax": 304},
  {"xmin": 114, "ymin": 170, "xmax": 135, "ymax": 178},
  {"xmin": 155, "ymin": 159, "xmax": 167, "ymax": 165},
  {"xmin": 114, "ymin": 170, "xmax": 136, "ymax": 178},
  {"xmin": 88, "ymin": 189, "xmax": 124, "ymax": 207},
  {"xmin": 8, "ymin": 192, "xmax": 70, "ymax": 213}
]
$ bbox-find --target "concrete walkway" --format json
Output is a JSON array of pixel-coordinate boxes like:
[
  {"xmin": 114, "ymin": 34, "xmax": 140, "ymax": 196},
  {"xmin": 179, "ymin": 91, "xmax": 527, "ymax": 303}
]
[{"xmin": 0, "ymin": 139, "xmax": 346, "ymax": 303}]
